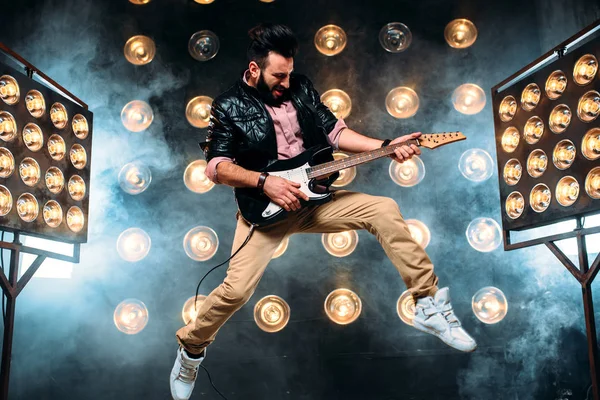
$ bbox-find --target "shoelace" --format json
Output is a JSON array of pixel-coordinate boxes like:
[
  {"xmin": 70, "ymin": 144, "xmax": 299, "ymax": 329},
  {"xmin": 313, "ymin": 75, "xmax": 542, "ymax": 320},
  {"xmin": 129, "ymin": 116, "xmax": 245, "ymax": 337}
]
[{"xmin": 178, "ymin": 356, "xmax": 199, "ymax": 383}]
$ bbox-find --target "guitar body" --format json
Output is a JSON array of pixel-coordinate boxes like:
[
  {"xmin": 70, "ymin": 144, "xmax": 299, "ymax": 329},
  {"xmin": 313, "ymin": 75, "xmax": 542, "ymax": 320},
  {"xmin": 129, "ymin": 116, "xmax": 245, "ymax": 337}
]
[{"xmin": 235, "ymin": 145, "xmax": 339, "ymax": 226}]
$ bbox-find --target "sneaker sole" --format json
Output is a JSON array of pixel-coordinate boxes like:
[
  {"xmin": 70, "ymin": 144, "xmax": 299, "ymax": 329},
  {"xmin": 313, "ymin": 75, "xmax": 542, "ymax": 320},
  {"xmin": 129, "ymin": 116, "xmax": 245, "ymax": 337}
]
[{"xmin": 412, "ymin": 319, "xmax": 477, "ymax": 353}]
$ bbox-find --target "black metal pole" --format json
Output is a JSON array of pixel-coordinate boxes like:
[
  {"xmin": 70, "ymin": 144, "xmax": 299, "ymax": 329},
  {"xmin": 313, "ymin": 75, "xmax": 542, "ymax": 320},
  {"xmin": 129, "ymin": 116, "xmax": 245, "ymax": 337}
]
[
  {"xmin": 582, "ymin": 282, "xmax": 599, "ymax": 400},
  {"xmin": 1, "ymin": 233, "xmax": 19, "ymax": 400}
]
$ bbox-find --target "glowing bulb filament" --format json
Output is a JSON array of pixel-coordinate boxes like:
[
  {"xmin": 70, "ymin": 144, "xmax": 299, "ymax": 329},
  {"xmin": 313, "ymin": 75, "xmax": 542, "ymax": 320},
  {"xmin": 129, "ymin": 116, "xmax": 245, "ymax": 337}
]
[{"xmin": 0, "ymin": 83, "xmax": 16, "ymax": 97}]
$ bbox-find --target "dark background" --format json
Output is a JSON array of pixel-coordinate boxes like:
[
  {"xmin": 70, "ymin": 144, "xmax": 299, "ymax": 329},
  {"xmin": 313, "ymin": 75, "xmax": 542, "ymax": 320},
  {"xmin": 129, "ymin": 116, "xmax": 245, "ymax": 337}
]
[{"xmin": 1, "ymin": 0, "xmax": 599, "ymax": 399}]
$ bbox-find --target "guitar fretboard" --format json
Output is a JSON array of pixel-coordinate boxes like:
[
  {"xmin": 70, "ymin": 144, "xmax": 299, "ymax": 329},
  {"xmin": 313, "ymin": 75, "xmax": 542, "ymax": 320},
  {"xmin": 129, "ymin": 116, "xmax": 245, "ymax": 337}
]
[{"xmin": 306, "ymin": 139, "xmax": 420, "ymax": 179}]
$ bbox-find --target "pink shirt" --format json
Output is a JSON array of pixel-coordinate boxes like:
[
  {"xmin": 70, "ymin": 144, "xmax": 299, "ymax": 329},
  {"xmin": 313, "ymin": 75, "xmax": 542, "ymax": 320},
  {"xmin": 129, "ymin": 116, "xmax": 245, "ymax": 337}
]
[{"xmin": 204, "ymin": 74, "xmax": 347, "ymax": 183}]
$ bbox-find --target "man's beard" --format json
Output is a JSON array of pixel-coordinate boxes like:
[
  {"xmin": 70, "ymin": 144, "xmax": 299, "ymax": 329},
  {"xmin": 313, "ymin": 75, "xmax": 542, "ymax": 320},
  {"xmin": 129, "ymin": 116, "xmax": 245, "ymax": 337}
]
[{"xmin": 256, "ymin": 74, "xmax": 288, "ymax": 106}]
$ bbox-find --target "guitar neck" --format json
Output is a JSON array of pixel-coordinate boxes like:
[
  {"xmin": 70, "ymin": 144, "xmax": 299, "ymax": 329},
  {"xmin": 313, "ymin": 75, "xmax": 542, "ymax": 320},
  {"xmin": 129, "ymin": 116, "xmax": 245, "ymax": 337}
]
[{"xmin": 306, "ymin": 131, "xmax": 464, "ymax": 179}]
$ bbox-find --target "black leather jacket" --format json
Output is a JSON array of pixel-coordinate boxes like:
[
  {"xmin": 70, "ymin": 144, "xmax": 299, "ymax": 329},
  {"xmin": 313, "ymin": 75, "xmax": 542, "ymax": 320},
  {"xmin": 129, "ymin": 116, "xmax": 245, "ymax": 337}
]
[{"xmin": 200, "ymin": 73, "xmax": 339, "ymax": 171}]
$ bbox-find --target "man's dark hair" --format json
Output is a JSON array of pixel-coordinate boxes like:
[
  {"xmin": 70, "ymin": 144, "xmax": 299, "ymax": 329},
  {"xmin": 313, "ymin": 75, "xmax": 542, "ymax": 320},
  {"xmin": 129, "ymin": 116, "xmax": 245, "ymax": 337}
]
[{"xmin": 247, "ymin": 23, "xmax": 298, "ymax": 68}]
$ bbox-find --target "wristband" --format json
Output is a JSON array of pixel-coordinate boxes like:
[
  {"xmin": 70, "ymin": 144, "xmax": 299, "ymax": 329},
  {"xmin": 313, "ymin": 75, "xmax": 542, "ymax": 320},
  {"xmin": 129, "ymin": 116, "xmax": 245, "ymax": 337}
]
[
  {"xmin": 257, "ymin": 172, "xmax": 269, "ymax": 191},
  {"xmin": 381, "ymin": 139, "xmax": 392, "ymax": 147}
]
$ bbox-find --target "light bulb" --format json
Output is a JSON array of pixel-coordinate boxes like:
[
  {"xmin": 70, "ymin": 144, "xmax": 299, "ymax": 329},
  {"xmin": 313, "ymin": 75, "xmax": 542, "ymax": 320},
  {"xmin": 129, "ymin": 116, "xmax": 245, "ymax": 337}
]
[
  {"xmin": 501, "ymin": 127, "xmax": 519, "ymax": 153},
  {"xmin": 582, "ymin": 128, "xmax": 600, "ymax": 161},
  {"xmin": 385, "ymin": 87, "xmax": 419, "ymax": 118},
  {"xmin": 321, "ymin": 231, "xmax": 358, "ymax": 257},
  {"xmin": 272, "ymin": 237, "xmax": 289, "ymax": 259},
  {"xmin": 458, "ymin": 149, "xmax": 493, "ymax": 182},
  {"xmin": 523, "ymin": 116, "xmax": 544, "ymax": 144},
  {"xmin": 183, "ymin": 226, "xmax": 219, "ymax": 261},
  {"xmin": 19, "ymin": 157, "xmax": 41, "ymax": 187},
  {"xmin": 68, "ymin": 175, "xmax": 86, "ymax": 201},
  {"xmin": 118, "ymin": 162, "xmax": 152, "ymax": 195},
  {"xmin": 545, "ymin": 70, "xmax": 567, "ymax": 99},
  {"xmin": 444, "ymin": 19, "xmax": 477, "ymax": 48},
  {"xmin": 72, "ymin": 114, "xmax": 89, "ymax": 139},
  {"xmin": 331, "ymin": 152, "xmax": 357, "ymax": 188},
  {"xmin": 66, "ymin": 206, "xmax": 84, "ymax": 232},
  {"xmin": 585, "ymin": 167, "xmax": 600, "ymax": 199},
  {"xmin": 324, "ymin": 288, "xmax": 362, "ymax": 325},
  {"xmin": 505, "ymin": 191, "xmax": 524, "ymax": 219},
  {"xmin": 43, "ymin": 200, "xmax": 63, "ymax": 228},
  {"xmin": 396, "ymin": 290, "xmax": 416, "ymax": 326},
  {"xmin": 114, "ymin": 299, "xmax": 149, "ymax": 334},
  {"xmin": 503, "ymin": 159, "xmax": 522, "ymax": 186},
  {"xmin": 521, "ymin": 83, "xmax": 540, "ymax": 111},
  {"xmin": 466, "ymin": 217, "xmax": 501, "ymax": 252},
  {"xmin": 405, "ymin": 219, "xmax": 431, "ymax": 248},
  {"xmin": 530, "ymin": 184, "xmax": 551, "ymax": 213},
  {"xmin": 321, "ymin": 89, "xmax": 352, "ymax": 119},
  {"xmin": 389, "ymin": 156, "xmax": 425, "ymax": 187},
  {"xmin": 314, "ymin": 25, "xmax": 347, "ymax": 56},
  {"xmin": 188, "ymin": 30, "xmax": 220, "ymax": 61},
  {"xmin": 50, "ymin": 103, "xmax": 68, "ymax": 129},
  {"xmin": 182, "ymin": 295, "xmax": 206, "ymax": 325},
  {"xmin": 577, "ymin": 91, "xmax": 600, "ymax": 123},
  {"xmin": 186, "ymin": 96, "xmax": 213, "ymax": 128},
  {"xmin": 45, "ymin": 167, "xmax": 65, "ymax": 194},
  {"xmin": 549, "ymin": 104, "xmax": 572, "ymax": 133},
  {"xmin": 183, "ymin": 160, "xmax": 214, "ymax": 193},
  {"xmin": 25, "ymin": 90, "xmax": 45, "ymax": 118},
  {"xmin": 124, "ymin": 35, "xmax": 156, "ymax": 65},
  {"xmin": 499, "ymin": 96, "xmax": 517, "ymax": 122},
  {"xmin": 16, "ymin": 193, "xmax": 39, "ymax": 222},
  {"xmin": 254, "ymin": 295, "xmax": 290, "ymax": 333},
  {"xmin": 117, "ymin": 228, "xmax": 151, "ymax": 262},
  {"xmin": 22, "ymin": 123, "xmax": 44, "ymax": 151},
  {"xmin": 573, "ymin": 54, "xmax": 598, "ymax": 86},
  {"xmin": 552, "ymin": 139, "xmax": 576, "ymax": 170},
  {"xmin": 452, "ymin": 84, "xmax": 486, "ymax": 115},
  {"xmin": 472, "ymin": 287, "xmax": 507, "ymax": 324},
  {"xmin": 121, "ymin": 100, "xmax": 153, "ymax": 132},
  {"xmin": 0, "ymin": 75, "xmax": 19, "ymax": 105},
  {"xmin": 379, "ymin": 22, "xmax": 412, "ymax": 53},
  {"xmin": 0, "ymin": 111, "xmax": 17, "ymax": 142},
  {"xmin": 526, "ymin": 149, "xmax": 547, "ymax": 178},
  {"xmin": 556, "ymin": 176, "xmax": 579, "ymax": 207},
  {"xmin": 0, "ymin": 148, "xmax": 15, "ymax": 178},
  {"xmin": 70, "ymin": 144, "xmax": 87, "ymax": 169},
  {"xmin": 0, "ymin": 185, "xmax": 12, "ymax": 216}
]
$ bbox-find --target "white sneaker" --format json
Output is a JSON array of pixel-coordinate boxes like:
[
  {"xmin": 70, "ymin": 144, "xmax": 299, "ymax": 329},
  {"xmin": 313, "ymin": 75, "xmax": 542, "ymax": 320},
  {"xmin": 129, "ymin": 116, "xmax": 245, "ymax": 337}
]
[
  {"xmin": 412, "ymin": 287, "xmax": 477, "ymax": 352},
  {"xmin": 170, "ymin": 347, "xmax": 205, "ymax": 400}
]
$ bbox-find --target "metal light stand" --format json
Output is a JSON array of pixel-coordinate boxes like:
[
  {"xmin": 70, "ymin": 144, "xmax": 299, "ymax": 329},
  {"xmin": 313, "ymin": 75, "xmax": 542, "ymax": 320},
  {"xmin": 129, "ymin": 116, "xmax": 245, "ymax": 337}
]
[
  {"xmin": 492, "ymin": 19, "xmax": 600, "ymax": 400},
  {"xmin": 504, "ymin": 224, "xmax": 600, "ymax": 399},
  {"xmin": 0, "ymin": 43, "xmax": 89, "ymax": 400},
  {"xmin": 0, "ymin": 233, "xmax": 80, "ymax": 400}
]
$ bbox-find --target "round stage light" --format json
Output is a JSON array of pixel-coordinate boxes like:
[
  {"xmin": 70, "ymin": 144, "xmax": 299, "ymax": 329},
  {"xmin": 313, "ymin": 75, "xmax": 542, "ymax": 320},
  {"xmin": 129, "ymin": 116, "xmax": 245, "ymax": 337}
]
[
  {"xmin": 129, "ymin": 0, "xmax": 151, "ymax": 3},
  {"xmin": 472, "ymin": 286, "xmax": 507, "ymax": 324},
  {"xmin": 396, "ymin": 290, "xmax": 416, "ymax": 326},
  {"xmin": 70, "ymin": 144, "xmax": 87, "ymax": 169},
  {"xmin": 577, "ymin": 90, "xmax": 600, "ymax": 123},
  {"xmin": 45, "ymin": 167, "xmax": 65, "ymax": 194},
  {"xmin": 183, "ymin": 159, "xmax": 214, "ymax": 193},
  {"xmin": 272, "ymin": 237, "xmax": 289, "ymax": 259},
  {"xmin": 0, "ymin": 111, "xmax": 17, "ymax": 142},
  {"xmin": 501, "ymin": 127, "xmax": 519, "ymax": 153},
  {"xmin": 321, "ymin": 89, "xmax": 352, "ymax": 119},
  {"xmin": 503, "ymin": 159, "xmax": 522, "ymax": 186},
  {"xmin": 121, "ymin": 100, "xmax": 153, "ymax": 132},
  {"xmin": 0, "ymin": 75, "xmax": 19, "ymax": 105},
  {"xmin": 521, "ymin": 83, "xmax": 540, "ymax": 111},
  {"xmin": 466, "ymin": 217, "xmax": 501, "ymax": 252},
  {"xmin": 68, "ymin": 175, "xmax": 86, "ymax": 201},
  {"xmin": 505, "ymin": 191, "xmax": 525, "ymax": 220},
  {"xmin": 452, "ymin": 84, "xmax": 486, "ymax": 115},
  {"xmin": 458, "ymin": 148, "xmax": 493, "ymax": 182},
  {"xmin": 556, "ymin": 176, "xmax": 579, "ymax": 207},
  {"xmin": 331, "ymin": 152, "xmax": 356, "ymax": 188},
  {"xmin": 499, "ymin": 95, "xmax": 517, "ymax": 122},
  {"xmin": 0, "ymin": 185, "xmax": 12, "ymax": 216},
  {"xmin": 254, "ymin": 295, "xmax": 290, "ymax": 333},
  {"xmin": 72, "ymin": 114, "xmax": 89, "ymax": 139},
  {"xmin": 194, "ymin": 0, "xmax": 215, "ymax": 4},
  {"xmin": 25, "ymin": 90, "xmax": 45, "ymax": 118},
  {"xmin": 117, "ymin": 228, "xmax": 151, "ymax": 262},
  {"xmin": 22, "ymin": 123, "xmax": 43, "ymax": 151},
  {"xmin": 118, "ymin": 162, "xmax": 152, "ymax": 195},
  {"xmin": 405, "ymin": 219, "xmax": 431, "ymax": 249},
  {"xmin": 444, "ymin": 19, "xmax": 477, "ymax": 49},
  {"xmin": 582, "ymin": 128, "xmax": 600, "ymax": 161},
  {"xmin": 549, "ymin": 104, "xmax": 572, "ymax": 133},
  {"xmin": 19, "ymin": 157, "xmax": 40, "ymax": 187},
  {"xmin": 16, "ymin": 193, "xmax": 38, "ymax": 222},
  {"xmin": 48, "ymin": 134, "xmax": 66, "ymax": 160},
  {"xmin": 526, "ymin": 149, "xmax": 548, "ymax": 178},
  {"xmin": 50, "ymin": 103, "xmax": 68, "ymax": 129},
  {"xmin": 114, "ymin": 299, "xmax": 149, "ymax": 334},
  {"xmin": 553, "ymin": 139, "xmax": 576, "ymax": 170},
  {"xmin": 573, "ymin": 54, "xmax": 598, "ymax": 86},
  {"xmin": 182, "ymin": 295, "xmax": 206, "ymax": 325},
  {"xmin": 523, "ymin": 116, "xmax": 544, "ymax": 144},
  {"xmin": 389, "ymin": 156, "xmax": 425, "ymax": 187},
  {"xmin": 43, "ymin": 200, "xmax": 63, "ymax": 228},
  {"xmin": 379, "ymin": 22, "xmax": 412, "ymax": 53},
  {"xmin": 186, "ymin": 96, "xmax": 213, "ymax": 128},
  {"xmin": 183, "ymin": 226, "xmax": 219, "ymax": 261},
  {"xmin": 385, "ymin": 87, "xmax": 419, "ymax": 119},
  {"xmin": 66, "ymin": 206, "xmax": 84, "ymax": 232},
  {"xmin": 324, "ymin": 288, "xmax": 362, "ymax": 325},
  {"xmin": 124, "ymin": 35, "xmax": 155, "ymax": 66},
  {"xmin": 585, "ymin": 167, "xmax": 600, "ymax": 199},
  {"xmin": 314, "ymin": 25, "xmax": 347, "ymax": 56},
  {"xmin": 188, "ymin": 30, "xmax": 219, "ymax": 61},
  {"xmin": 545, "ymin": 70, "xmax": 567, "ymax": 100},
  {"xmin": 530, "ymin": 183, "xmax": 551, "ymax": 213},
  {"xmin": 0, "ymin": 148, "xmax": 15, "ymax": 178},
  {"xmin": 321, "ymin": 231, "xmax": 358, "ymax": 257}
]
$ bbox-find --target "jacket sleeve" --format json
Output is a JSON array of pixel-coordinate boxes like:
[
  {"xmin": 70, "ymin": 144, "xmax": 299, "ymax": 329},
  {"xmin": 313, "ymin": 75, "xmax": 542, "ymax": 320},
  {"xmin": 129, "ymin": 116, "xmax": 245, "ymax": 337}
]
[
  {"xmin": 303, "ymin": 77, "xmax": 339, "ymax": 135},
  {"xmin": 199, "ymin": 100, "xmax": 237, "ymax": 162}
]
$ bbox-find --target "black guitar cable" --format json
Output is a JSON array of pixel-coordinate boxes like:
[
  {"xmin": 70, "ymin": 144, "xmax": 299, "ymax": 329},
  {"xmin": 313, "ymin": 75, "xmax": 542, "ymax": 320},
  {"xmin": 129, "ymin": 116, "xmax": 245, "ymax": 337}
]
[{"xmin": 189, "ymin": 222, "xmax": 257, "ymax": 400}]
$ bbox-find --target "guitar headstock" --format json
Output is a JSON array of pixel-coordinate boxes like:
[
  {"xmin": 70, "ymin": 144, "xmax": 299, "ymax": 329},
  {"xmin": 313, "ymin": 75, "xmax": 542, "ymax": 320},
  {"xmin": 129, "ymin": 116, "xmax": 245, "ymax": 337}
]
[{"xmin": 418, "ymin": 131, "xmax": 466, "ymax": 149}]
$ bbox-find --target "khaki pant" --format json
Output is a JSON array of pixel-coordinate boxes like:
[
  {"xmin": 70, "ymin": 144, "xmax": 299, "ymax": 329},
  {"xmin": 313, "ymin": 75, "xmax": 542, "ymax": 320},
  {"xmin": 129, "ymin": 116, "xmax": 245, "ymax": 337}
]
[{"xmin": 176, "ymin": 190, "xmax": 438, "ymax": 354}]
